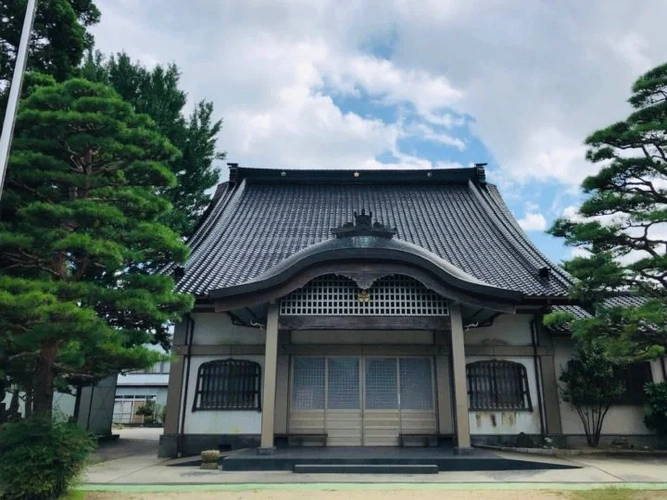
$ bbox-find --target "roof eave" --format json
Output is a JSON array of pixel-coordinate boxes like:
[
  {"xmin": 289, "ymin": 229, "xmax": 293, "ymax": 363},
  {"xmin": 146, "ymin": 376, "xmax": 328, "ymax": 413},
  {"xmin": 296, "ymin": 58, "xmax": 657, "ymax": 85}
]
[{"xmin": 207, "ymin": 237, "xmax": 524, "ymax": 312}]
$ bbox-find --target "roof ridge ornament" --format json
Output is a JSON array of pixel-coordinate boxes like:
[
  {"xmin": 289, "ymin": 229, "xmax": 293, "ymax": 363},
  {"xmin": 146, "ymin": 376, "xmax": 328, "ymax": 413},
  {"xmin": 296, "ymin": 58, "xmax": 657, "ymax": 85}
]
[
  {"xmin": 331, "ymin": 209, "xmax": 397, "ymax": 239},
  {"xmin": 474, "ymin": 163, "xmax": 487, "ymax": 184}
]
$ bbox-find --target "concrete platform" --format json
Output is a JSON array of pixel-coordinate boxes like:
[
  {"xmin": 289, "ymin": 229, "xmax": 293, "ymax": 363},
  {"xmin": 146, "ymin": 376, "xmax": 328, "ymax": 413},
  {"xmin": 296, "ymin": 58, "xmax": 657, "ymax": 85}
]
[
  {"xmin": 221, "ymin": 447, "xmax": 579, "ymax": 472},
  {"xmin": 293, "ymin": 464, "xmax": 439, "ymax": 474}
]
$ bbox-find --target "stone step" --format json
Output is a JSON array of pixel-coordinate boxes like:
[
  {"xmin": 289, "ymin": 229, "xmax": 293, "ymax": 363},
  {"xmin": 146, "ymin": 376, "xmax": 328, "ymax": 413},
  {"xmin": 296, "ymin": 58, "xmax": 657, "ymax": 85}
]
[{"xmin": 293, "ymin": 464, "xmax": 439, "ymax": 474}]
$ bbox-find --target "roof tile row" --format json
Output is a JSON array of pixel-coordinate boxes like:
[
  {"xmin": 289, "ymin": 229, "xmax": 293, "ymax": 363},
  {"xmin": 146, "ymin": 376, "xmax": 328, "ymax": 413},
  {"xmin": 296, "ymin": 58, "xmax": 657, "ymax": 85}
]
[{"xmin": 177, "ymin": 168, "xmax": 573, "ymax": 298}]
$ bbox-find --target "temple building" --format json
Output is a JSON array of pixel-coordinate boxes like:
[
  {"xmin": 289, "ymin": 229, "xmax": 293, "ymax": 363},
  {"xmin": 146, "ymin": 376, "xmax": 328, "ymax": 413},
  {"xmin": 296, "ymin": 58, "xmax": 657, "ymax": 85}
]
[{"xmin": 159, "ymin": 165, "xmax": 666, "ymax": 459}]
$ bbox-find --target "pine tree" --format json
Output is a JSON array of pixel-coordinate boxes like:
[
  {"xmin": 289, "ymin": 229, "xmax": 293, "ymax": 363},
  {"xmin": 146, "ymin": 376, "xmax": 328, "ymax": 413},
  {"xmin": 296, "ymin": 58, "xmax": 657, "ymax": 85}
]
[
  {"xmin": 0, "ymin": 0, "xmax": 101, "ymax": 118},
  {"xmin": 81, "ymin": 51, "xmax": 224, "ymax": 237},
  {"xmin": 0, "ymin": 78, "xmax": 193, "ymax": 415},
  {"xmin": 548, "ymin": 63, "xmax": 667, "ymax": 359}
]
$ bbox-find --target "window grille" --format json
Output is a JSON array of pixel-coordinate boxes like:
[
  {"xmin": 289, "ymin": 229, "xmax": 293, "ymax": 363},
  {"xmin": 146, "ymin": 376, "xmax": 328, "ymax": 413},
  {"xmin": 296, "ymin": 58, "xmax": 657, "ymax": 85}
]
[
  {"xmin": 280, "ymin": 274, "xmax": 449, "ymax": 316},
  {"xmin": 400, "ymin": 358, "xmax": 434, "ymax": 410},
  {"xmin": 365, "ymin": 358, "xmax": 398, "ymax": 409},
  {"xmin": 327, "ymin": 358, "xmax": 360, "ymax": 409},
  {"xmin": 291, "ymin": 357, "xmax": 325, "ymax": 410},
  {"xmin": 193, "ymin": 359, "xmax": 261, "ymax": 411},
  {"xmin": 466, "ymin": 360, "xmax": 532, "ymax": 411}
]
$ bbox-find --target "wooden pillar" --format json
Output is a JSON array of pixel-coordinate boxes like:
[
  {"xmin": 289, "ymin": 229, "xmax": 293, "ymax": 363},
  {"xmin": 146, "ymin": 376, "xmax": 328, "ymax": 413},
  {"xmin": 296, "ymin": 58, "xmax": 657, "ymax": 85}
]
[
  {"xmin": 539, "ymin": 355, "xmax": 563, "ymax": 434},
  {"xmin": 260, "ymin": 303, "xmax": 279, "ymax": 451},
  {"xmin": 450, "ymin": 302, "xmax": 471, "ymax": 450},
  {"xmin": 435, "ymin": 355, "xmax": 454, "ymax": 435},
  {"xmin": 164, "ymin": 320, "xmax": 188, "ymax": 435}
]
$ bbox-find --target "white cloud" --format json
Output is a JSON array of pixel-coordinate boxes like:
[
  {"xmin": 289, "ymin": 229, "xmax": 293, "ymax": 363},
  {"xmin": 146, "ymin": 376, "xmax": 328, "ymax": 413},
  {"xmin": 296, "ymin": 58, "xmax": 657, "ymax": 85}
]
[
  {"xmin": 609, "ymin": 33, "xmax": 652, "ymax": 74},
  {"xmin": 560, "ymin": 203, "xmax": 667, "ymax": 265},
  {"xmin": 518, "ymin": 213, "xmax": 548, "ymax": 232},
  {"xmin": 562, "ymin": 205, "xmax": 582, "ymax": 221},
  {"xmin": 89, "ymin": 0, "xmax": 667, "ymax": 188},
  {"xmin": 525, "ymin": 201, "xmax": 540, "ymax": 213},
  {"xmin": 91, "ymin": 1, "xmax": 471, "ymax": 173},
  {"xmin": 322, "ymin": 54, "xmax": 462, "ymax": 120},
  {"xmin": 569, "ymin": 247, "xmax": 589, "ymax": 259},
  {"xmin": 403, "ymin": 123, "xmax": 465, "ymax": 150}
]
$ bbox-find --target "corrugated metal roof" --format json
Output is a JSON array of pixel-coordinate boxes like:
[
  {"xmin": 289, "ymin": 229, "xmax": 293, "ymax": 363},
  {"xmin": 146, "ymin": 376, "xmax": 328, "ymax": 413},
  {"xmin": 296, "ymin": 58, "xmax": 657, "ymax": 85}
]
[{"xmin": 177, "ymin": 167, "xmax": 573, "ymax": 298}]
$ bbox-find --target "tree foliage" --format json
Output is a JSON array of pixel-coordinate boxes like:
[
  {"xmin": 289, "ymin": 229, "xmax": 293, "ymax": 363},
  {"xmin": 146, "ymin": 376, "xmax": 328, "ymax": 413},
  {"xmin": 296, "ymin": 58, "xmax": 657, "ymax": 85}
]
[
  {"xmin": 548, "ymin": 63, "xmax": 667, "ymax": 359},
  {"xmin": 0, "ymin": 416, "xmax": 96, "ymax": 499},
  {"xmin": 559, "ymin": 341, "xmax": 626, "ymax": 447},
  {"xmin": 643, "ymin": 382, "xmax": 667, "ymax": 439},
  {"xmin": 0, "ymin": 78, "xmax": 193, "ymax": 416},
  {"xmin": 0, "ymin": 0, "xmax": 100, "ymax": 119},
  {"xmin": 81, "ymin": 50, "xmax": 225, "ymax": 237}
]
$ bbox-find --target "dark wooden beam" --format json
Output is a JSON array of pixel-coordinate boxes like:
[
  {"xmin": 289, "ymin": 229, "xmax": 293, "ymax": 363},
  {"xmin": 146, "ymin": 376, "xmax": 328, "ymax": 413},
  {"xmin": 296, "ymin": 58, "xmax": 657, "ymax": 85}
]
[{"xmin": 278, "ymin": 315, "xmax": 451, "ymax": 331}]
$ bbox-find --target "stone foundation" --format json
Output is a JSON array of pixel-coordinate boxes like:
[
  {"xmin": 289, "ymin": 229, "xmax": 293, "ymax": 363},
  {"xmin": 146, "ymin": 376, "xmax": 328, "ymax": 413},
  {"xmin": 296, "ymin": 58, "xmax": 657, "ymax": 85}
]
[
  {"xmin": 471, "ymin": 433, "xmax": 659, "ymax": 450},
  {"xmin": 562, "ymin": 434, "xmax": 658, "ymax": 449},
  {"xmin": 158, "ymin": 433, "xmax": 261, "ymax": 458},
  {"xmin": 471, "ymin": 434, "xmax": 546, "ymax": 448}
]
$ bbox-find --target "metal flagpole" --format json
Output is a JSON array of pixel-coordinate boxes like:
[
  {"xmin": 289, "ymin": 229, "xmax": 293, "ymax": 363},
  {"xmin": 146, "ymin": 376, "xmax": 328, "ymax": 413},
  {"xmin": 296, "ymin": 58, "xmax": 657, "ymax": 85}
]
[{"xmin": 0, "ymin": 0, "xmax": 38, "ymax": 201}]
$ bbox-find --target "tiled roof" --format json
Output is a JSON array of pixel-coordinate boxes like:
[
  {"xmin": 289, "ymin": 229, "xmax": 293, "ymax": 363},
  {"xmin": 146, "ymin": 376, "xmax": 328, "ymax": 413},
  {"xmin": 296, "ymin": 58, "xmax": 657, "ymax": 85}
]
[{"xmin": 177, "ymin": 166, "xmax": 574, "ymax": 298}]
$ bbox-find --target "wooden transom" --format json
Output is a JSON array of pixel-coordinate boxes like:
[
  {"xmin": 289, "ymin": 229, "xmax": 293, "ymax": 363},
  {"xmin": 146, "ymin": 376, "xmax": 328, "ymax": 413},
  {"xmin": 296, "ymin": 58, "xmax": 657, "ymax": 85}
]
[{"xmin": 280, "ymin": 274, "xmax": 449, "ymax": 316}]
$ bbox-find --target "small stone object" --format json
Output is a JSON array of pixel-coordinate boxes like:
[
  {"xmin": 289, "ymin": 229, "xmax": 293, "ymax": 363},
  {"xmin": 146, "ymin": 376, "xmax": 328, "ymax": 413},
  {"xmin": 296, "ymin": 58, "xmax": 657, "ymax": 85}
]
[
  {"xmin": 200, "ymin": 449, "xmax": 221, "ymax": 470},
  {"xmin": 516, "ymin": 432, "xmax": 534, "ymax": 448}
]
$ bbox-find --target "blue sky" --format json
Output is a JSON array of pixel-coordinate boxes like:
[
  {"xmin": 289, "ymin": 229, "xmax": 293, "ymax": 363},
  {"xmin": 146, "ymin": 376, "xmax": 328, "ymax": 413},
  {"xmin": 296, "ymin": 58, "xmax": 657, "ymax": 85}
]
[{"xmin": 90, "ymin": 1, "xmax": 667, "ymax": 265}]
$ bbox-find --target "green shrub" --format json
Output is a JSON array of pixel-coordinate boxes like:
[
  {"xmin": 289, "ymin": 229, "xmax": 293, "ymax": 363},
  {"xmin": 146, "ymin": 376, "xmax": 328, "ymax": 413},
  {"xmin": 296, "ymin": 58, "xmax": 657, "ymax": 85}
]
[
  {"xmin": 644, "ymin": 381, "xmax": 667, "ymax": 438},
  {"xmin": 135, "ymin": 400, "xmax": 155, "ymax": 424},
  {"xmin": 158, "ymin": 404, "xmax": 167, "ymax": 425},
  {"xmin": 559, "ymin": 341, "xmax": 626, "ymax": 447},
  {"xmin": 0, "ymin": 417, "xmax": 96, "ymax": 500}
]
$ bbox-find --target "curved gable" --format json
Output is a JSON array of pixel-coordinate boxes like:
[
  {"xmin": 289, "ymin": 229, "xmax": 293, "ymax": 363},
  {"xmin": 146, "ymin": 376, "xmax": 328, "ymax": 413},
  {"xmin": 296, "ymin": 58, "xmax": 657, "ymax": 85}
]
[{"xmin": 209, "ymin": 236, "xmax": 523, "ymax": 312}]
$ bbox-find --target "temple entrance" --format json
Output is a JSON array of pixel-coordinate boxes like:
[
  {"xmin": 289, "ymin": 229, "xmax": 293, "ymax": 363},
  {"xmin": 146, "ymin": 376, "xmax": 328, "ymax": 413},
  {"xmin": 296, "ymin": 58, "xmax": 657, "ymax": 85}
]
[{"xmin": 288, "ymin": 356, "xmax": 437, "ymax": 446}]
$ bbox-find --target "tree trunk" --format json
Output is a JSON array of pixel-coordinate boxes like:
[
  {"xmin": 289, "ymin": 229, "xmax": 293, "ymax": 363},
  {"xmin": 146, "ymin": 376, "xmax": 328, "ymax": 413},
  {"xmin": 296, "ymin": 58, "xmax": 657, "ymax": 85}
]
[
  {"xmin": 73, "ymin": 383, "xmax": 83, "ymax": 422},
  {"xmin": 7, "ymin": 389, "xmax": 19, "ymax": 421},
  {"xmin": 23, "ymin": 384, "xmax": 33, "ymax": 418},
  {"xmin": 32, "ymin": 341, "xmax": 59, "ymax": 417}
]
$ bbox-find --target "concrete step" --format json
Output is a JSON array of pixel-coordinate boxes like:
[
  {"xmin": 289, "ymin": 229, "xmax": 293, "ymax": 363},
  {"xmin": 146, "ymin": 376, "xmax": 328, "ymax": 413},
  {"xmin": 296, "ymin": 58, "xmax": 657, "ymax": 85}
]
[{"xmin": 293, "ymin": 464, "xmax": 439, "ymax": 474}]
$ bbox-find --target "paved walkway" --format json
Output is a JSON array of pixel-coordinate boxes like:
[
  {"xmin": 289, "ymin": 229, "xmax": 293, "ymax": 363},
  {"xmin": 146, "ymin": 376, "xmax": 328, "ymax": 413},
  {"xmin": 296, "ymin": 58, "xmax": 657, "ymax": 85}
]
[
  {"xmin": 84, "ymin": 430, "xmax": 667, "ymax": 490},
  {"xmin": 92, "ymin": 427, "xmax": 161, "ymax": 463},
  {"xmin": 81, "ymin": 489, "xmax": 666, "ymax": 500}
]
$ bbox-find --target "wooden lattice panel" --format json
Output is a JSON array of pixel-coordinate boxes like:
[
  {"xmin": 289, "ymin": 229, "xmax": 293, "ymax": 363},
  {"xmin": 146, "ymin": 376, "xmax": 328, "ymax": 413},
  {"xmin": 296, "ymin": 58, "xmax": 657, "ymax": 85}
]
[{"xmin": 280, "ymin": 274, "xmax": 449, "ymax": 316}]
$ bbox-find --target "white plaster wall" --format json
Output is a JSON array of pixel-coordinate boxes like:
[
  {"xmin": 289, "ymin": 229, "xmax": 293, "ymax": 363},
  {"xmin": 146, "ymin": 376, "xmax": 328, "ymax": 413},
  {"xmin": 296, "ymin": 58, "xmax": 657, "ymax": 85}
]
[
  {"xmin": 466, "ymin": 355, "xmax": 542, "ymax": 435},
  {"xmin": 290, "ymin": 330, "xmax": 433, "ymax": 344},
  {"xmin": 182, "ymin": 355, "xmax": 264, "ymax": 435},
  {"xmin": 552, "ymin": 337, "xmax": 663, "ymax": 435},
  {"xmin": 191, "ymin": 313, "xmax": 266, "ymax": 345},
  {"xmin": 464, "ymin": 314, "xmax": 534, "ymax": 346},
  {"xmin": 2, "ymin": 390, "xmax": 76, "ymax": 418},
  {"xmin": 650, "ymin": 359, "xmax": 666, "ymax": 383}
]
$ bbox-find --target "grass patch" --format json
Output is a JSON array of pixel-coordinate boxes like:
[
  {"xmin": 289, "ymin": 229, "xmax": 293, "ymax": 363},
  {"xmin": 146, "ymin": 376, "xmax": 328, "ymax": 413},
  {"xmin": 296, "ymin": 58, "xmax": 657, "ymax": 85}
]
[{"xmin": 63, "ymin": 491, "xmax": 88, "ymax": 500}]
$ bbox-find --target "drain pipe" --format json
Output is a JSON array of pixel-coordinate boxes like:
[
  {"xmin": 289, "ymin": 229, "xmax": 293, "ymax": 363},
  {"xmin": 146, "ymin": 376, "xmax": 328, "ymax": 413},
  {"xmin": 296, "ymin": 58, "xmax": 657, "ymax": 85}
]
[
  {"xmin": 177, "ymin": 314, "xmax": 195, "ymax": 457},
  {"xmin": 530, "ymin": 316, "xmax": 546, "ymax": 437}
]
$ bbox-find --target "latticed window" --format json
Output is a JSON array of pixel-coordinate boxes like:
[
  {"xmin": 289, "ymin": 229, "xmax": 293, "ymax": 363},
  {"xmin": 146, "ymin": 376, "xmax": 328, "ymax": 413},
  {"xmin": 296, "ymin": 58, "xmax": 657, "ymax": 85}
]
[
  {"xmin": 466, "ymin": 360, "xmax": 532, "ymax": 411},
  {"xmin": 193, "ymin": 359, "xmax": 261, "ymax": 411},
  {"xmin": 280, "ymin": 274, "xmax": 449, "ymax": 316}
]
